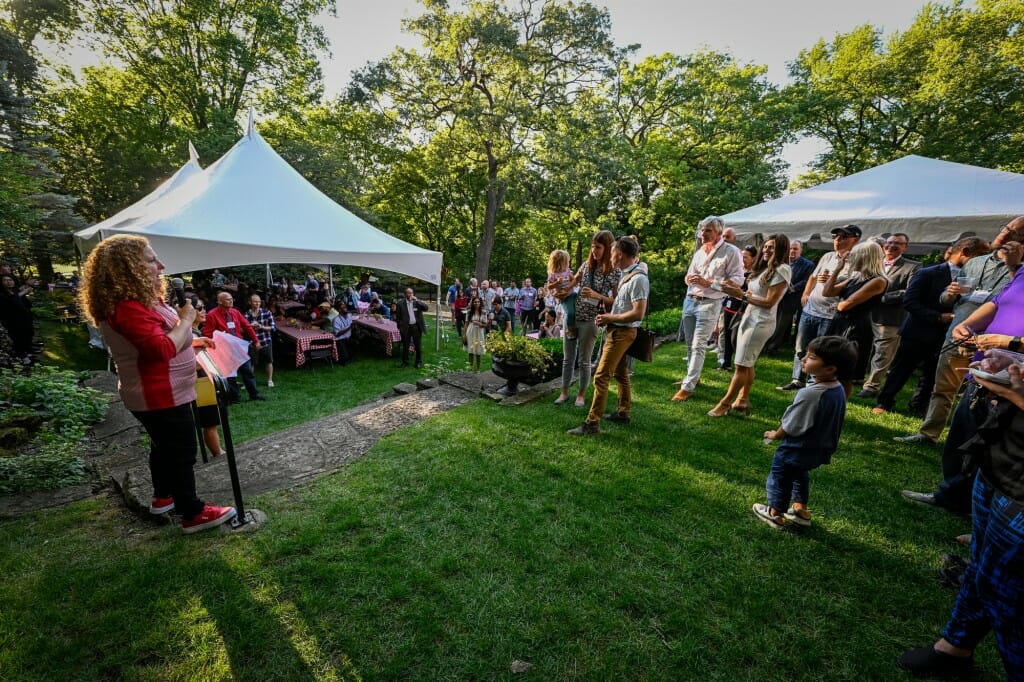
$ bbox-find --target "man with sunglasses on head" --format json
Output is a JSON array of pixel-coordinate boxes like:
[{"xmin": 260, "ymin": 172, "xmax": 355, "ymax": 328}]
[
  {"xmin": 899, "ymin": 217, "xmax": 1024, "ymax": 516},
  {"xmin": 778, "ymin": 225, "xmax": 861, "ymax": 391}
]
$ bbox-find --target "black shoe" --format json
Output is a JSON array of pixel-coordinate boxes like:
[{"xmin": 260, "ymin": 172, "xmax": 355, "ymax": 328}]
[
  {"xmin": 567, "ymin": 422, "xmax": 600, "ymax": 436},
  {"xmin": 603, "ymin": 412, "xmax": 631, "ymax": 424},
  {"xmin": 855, "ymin": 388, "xmax": 878, "ymax": 399},
  {"xmin": 415, "ymin": 362, "xmax": 422, "ymax": 369},
  {"xmin": 776, "ymin": 380, "xmax": 804, "ymax": 391},
  {"xmin": 249, "ymin": 394, "xmax": 266, "ymax": 402},
  {"xmin": 897, "ymin": 645, "xmax": 973, "ymax": 677},
  {"xmin": 399, "ymin": 362, "xmax": 409, "ymax": 367}
]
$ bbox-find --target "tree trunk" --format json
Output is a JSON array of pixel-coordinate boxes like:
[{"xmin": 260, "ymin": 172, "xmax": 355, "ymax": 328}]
[
  {"xmin": 475, "ymin": 149, "xmax": 505, "ymax": 279},
  {"xmin": 32, "ymin": 252, "xmax": 54, "ymax": 283}
]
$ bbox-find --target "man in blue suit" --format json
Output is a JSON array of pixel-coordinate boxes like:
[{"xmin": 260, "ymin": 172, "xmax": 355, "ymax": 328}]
[{"xmin": 873, "ymin": 237, "xmax": 989, "ymax": 415}]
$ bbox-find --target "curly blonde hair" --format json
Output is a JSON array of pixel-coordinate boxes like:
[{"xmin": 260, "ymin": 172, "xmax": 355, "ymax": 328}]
[{"xmin": 78, "ymin": 235, "xmax": 164, "ymax": 325}]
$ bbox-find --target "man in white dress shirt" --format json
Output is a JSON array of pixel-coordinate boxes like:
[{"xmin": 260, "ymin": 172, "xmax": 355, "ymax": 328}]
[{"xmin": 672, "ymin": 216, "xmax": 743, "ymax": 402}]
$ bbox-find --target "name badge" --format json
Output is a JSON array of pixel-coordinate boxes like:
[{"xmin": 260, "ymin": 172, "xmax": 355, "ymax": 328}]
[
  {"xmin": 227, "ymin": 321, "xmax": 236, "ymax": 330},
  {"xmin": 966, "ymin": 289, "xmax": 990, "ymax": 304}
]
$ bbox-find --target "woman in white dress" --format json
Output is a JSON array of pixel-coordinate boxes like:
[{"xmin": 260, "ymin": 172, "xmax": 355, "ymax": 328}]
[
  {"xmin": 464, "ymin": 296, "xmax": 489, "ymax": 371},
  {"xmin": 709, "ymin": 234, "xmax": 792, "ymax": 417}
]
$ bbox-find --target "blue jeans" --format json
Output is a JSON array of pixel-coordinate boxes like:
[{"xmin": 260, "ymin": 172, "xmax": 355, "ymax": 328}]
[
  {"xmin": 765, "ymin": 449, "xmax": 815, "ymax": 512},
  {"xmin": 791, "ymin": 312, "xmax": 833, "ymax": 381},
  {"xmin": 942, "ymin": 474, "xmax": 1024, "ymax": 679}
]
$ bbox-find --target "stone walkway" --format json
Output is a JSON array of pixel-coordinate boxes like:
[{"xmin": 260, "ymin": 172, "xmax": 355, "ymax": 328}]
[{"xmin": 0, "ymin": 369, "xmax": 562, "ymax": 518}]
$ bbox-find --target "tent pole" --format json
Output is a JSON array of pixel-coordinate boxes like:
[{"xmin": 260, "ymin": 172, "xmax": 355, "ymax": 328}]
[
  {"xmin": 329, "ymin": 266, "xmax": 334, "ymax": 300},
  {"xmin": 435, "ymin": 285, "xmax": 441, "ymax": 351},
  {"xmin": 266, "ymin": 264, "xmax": 271, "ymax": 290}
]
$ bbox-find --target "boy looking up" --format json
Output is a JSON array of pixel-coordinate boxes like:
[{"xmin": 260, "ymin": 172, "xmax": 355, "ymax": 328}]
[{"xmin": 753, "ymin": 335, "xmax": 857, "ymax": 529}]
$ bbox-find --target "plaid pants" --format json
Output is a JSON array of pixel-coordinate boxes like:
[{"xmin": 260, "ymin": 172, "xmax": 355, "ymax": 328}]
[{"xmin": 942, "ymin": 474, "xmax": 1024, "ymax": 680}]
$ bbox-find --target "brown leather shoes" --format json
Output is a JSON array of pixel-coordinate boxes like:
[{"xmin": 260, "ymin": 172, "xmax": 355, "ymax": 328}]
[{"xmin": 671, "ymin": 389, "xmax": 693, "ymax": 402}]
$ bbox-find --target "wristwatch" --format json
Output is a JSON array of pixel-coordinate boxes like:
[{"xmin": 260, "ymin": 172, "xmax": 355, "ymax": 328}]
[{"xmin": 1009, "ymin": 336, "xmax": 1022, "ymax": 352}]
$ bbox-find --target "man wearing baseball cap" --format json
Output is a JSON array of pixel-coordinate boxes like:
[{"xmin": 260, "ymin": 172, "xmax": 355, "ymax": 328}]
[{"xmin": 778, "ymin": 224, "xmax": 861, "ymax": 391}]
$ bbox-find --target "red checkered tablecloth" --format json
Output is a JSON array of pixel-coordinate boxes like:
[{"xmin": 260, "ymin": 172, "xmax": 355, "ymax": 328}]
[
  {"xmin": 353, "ymin": 316, "xmax": 402, "ymax": 356},
  {"xmin": 276, "ymin": 325, "xmax": 338, "ymax": 367}
]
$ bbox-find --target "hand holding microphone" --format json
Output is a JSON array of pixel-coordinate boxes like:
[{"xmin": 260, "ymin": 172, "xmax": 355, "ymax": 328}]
[
  {"xmin": 171, "ymin": 277, "xmax": 187, "ymax": 307},
  {"xmin": 170, "ymin": 277, "xmax": 196, "ymax": 324}
]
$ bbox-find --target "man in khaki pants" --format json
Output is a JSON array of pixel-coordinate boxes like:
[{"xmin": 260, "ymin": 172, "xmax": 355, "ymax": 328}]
[{"xmin": 568, "ymin": 237, "xmax": 649, "ymax": 436}]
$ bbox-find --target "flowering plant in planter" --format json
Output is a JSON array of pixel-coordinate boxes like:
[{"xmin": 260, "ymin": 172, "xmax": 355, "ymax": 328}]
[{"xmin": 485, "ymin": 332, "xmax": 552, "ymax": 371}]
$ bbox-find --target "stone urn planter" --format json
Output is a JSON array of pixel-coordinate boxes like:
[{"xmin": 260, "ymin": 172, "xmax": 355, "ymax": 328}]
[
  {"xmin": 485, "ymin": 331, "xmax": 553, "ymax": 397},
  {"xmin": 491, "ymin": 357, "xmax": 536, "ymax": 396}
]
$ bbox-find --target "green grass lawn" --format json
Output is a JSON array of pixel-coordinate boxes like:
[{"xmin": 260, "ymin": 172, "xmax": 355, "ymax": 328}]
[{"xmin": 0, "ymin": 320, "xmax": 1003, "ymax": 680}]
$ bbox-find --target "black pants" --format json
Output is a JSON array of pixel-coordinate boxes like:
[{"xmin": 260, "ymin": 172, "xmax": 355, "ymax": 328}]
[
  {"xmin": 876, "ymin": 335, "xmax": 941, "ymax": 410},
  {"xmin": 227, "ymin": 359, "xmax": 260, "ymax": 401},
  {"xmin": 400, "ymin": 326, "xmax": 422, "ymax": 365},
  {"xmin": 765, "ymin": 294, "xmax": 801, "ymax": 353},
  {"xmin": 520, "ymin": 309, "xmax": 538, "ymax": 332},
  {"xmin": 719, "ymin": 309, "xmax": 740, "ymax": 369},
  {"xmin": 132, "ymin": 404, "xmax": 204, "ymax": 518}
]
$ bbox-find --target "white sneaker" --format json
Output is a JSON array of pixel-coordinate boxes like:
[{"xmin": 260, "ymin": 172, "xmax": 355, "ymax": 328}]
[{"xmin": 267, "ymin": 380, "xmax": 274, "ymax": 388}]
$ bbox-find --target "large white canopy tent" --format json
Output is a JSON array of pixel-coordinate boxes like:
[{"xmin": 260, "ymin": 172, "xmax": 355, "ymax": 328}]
[
  {"xmin": 73, "ymin": 119, "xmax": 442, "ymax": 285},
  {"xmin": 721, "ymin": 155, "xmax": 1024, "ymax": 247}
]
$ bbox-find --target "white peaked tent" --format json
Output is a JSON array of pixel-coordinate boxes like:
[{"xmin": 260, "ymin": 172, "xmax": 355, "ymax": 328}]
[
  {"xmin": 722, "ymin": 155, "xmax": 1024, "ymax": 245},
  {"xmin": 73, "ymin": 120, "xmax": 442, "ymax": 284},
  {"xmin": 74, "ymin": 141, "xmax": 204, "ymax": 256}
]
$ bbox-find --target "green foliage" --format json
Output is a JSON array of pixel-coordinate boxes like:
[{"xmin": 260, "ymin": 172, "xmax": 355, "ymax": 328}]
[
  {"xmin": 1, "ymin": 366, "xmax": 107, "ymax": 438},
  {"xmin": 484, "ymin": 331, "xmax": 552, "ymax": 371},
  {"xmin": 350, "ymin": 0, "xmax": 618, "ymax": 278},
  {"xmin": 646, "ymin": 306, "xmax": 682, "ymax": 337},
  {"xmin": 787, "ymin": 1, "xmax": 1024, "ymax": 177},
  {"xmin": 42, "ymin": 66, "xmax": 188, "ymax": 223},
  {"xmin": 86, "ymin": 0, "xmax": 332, "ymax": 133},
  {"xmin": 0, "ymin": 366, "xmax": 104, "ymax": 495},
  {"xmin": 0, "ymin": 444, "xmax": 87, "ymax": 495}
]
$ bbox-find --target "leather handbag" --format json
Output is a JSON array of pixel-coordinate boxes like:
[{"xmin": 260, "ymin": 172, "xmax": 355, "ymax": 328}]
[{"xmin": 626, "ymin": 325, "xmax": 655, "ymax": 362}]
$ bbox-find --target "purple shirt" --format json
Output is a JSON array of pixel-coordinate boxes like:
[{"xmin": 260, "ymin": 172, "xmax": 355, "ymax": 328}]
[{"xmin": 986, "ymin": 269, "xmax": 1024, "ymax": 337}]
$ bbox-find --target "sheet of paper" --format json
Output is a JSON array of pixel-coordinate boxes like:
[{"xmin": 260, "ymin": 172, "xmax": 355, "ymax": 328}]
[{"xmin": 197, "ymin": 331, "xmax": 250, "ymax": 378}]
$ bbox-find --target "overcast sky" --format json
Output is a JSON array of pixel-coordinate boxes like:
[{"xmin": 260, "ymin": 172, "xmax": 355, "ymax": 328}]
[{"xmin": 320, "ymin": 0, "xmax": 933, "ymax": 178}]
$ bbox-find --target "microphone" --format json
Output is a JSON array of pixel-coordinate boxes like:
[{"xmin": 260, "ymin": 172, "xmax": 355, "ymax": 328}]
[{"xmin": 170, "ymin": 277, "xmax": 186, "ymax": 307}]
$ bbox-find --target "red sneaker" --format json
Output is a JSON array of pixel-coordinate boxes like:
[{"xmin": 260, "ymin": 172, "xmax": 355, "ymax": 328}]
[
  {"xmin": 150, "ymin": 496, "xmax": 175, "ymax": 514},
  {"xmin": 181, "ymin": 504, "xmax": 237, "ymax": 534}
]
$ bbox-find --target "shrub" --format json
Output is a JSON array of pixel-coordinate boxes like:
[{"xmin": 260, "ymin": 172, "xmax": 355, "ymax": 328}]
[
  {"xmin": 485, "ymin": 332, "xmax": 552, "ymax": 371},
  {"xmin": 646, "ymin": 307, "xmax": 682, "ymax": 337},
  {"xmin": 2, "ymin": 367, "xmax": 107, "ymax": 439},
  {"xmin": 0, "ymin": 367, "xmax": 107, "ymax": 495}
]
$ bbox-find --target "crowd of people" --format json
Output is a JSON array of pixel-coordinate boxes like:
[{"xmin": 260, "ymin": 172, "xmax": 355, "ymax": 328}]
[
  {"xmin": 657, "ymin": 215, "xmax": 1024, "ymax": 680},
  {"xmin": 13, "ymin": 210, "xmax": 1024, "ymax": 677}
]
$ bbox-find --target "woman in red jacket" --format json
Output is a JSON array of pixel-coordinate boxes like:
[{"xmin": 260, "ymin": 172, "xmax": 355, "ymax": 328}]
[{"xmin": 78, "ymin": 235, "xmax": 236, "ymax": 534}]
